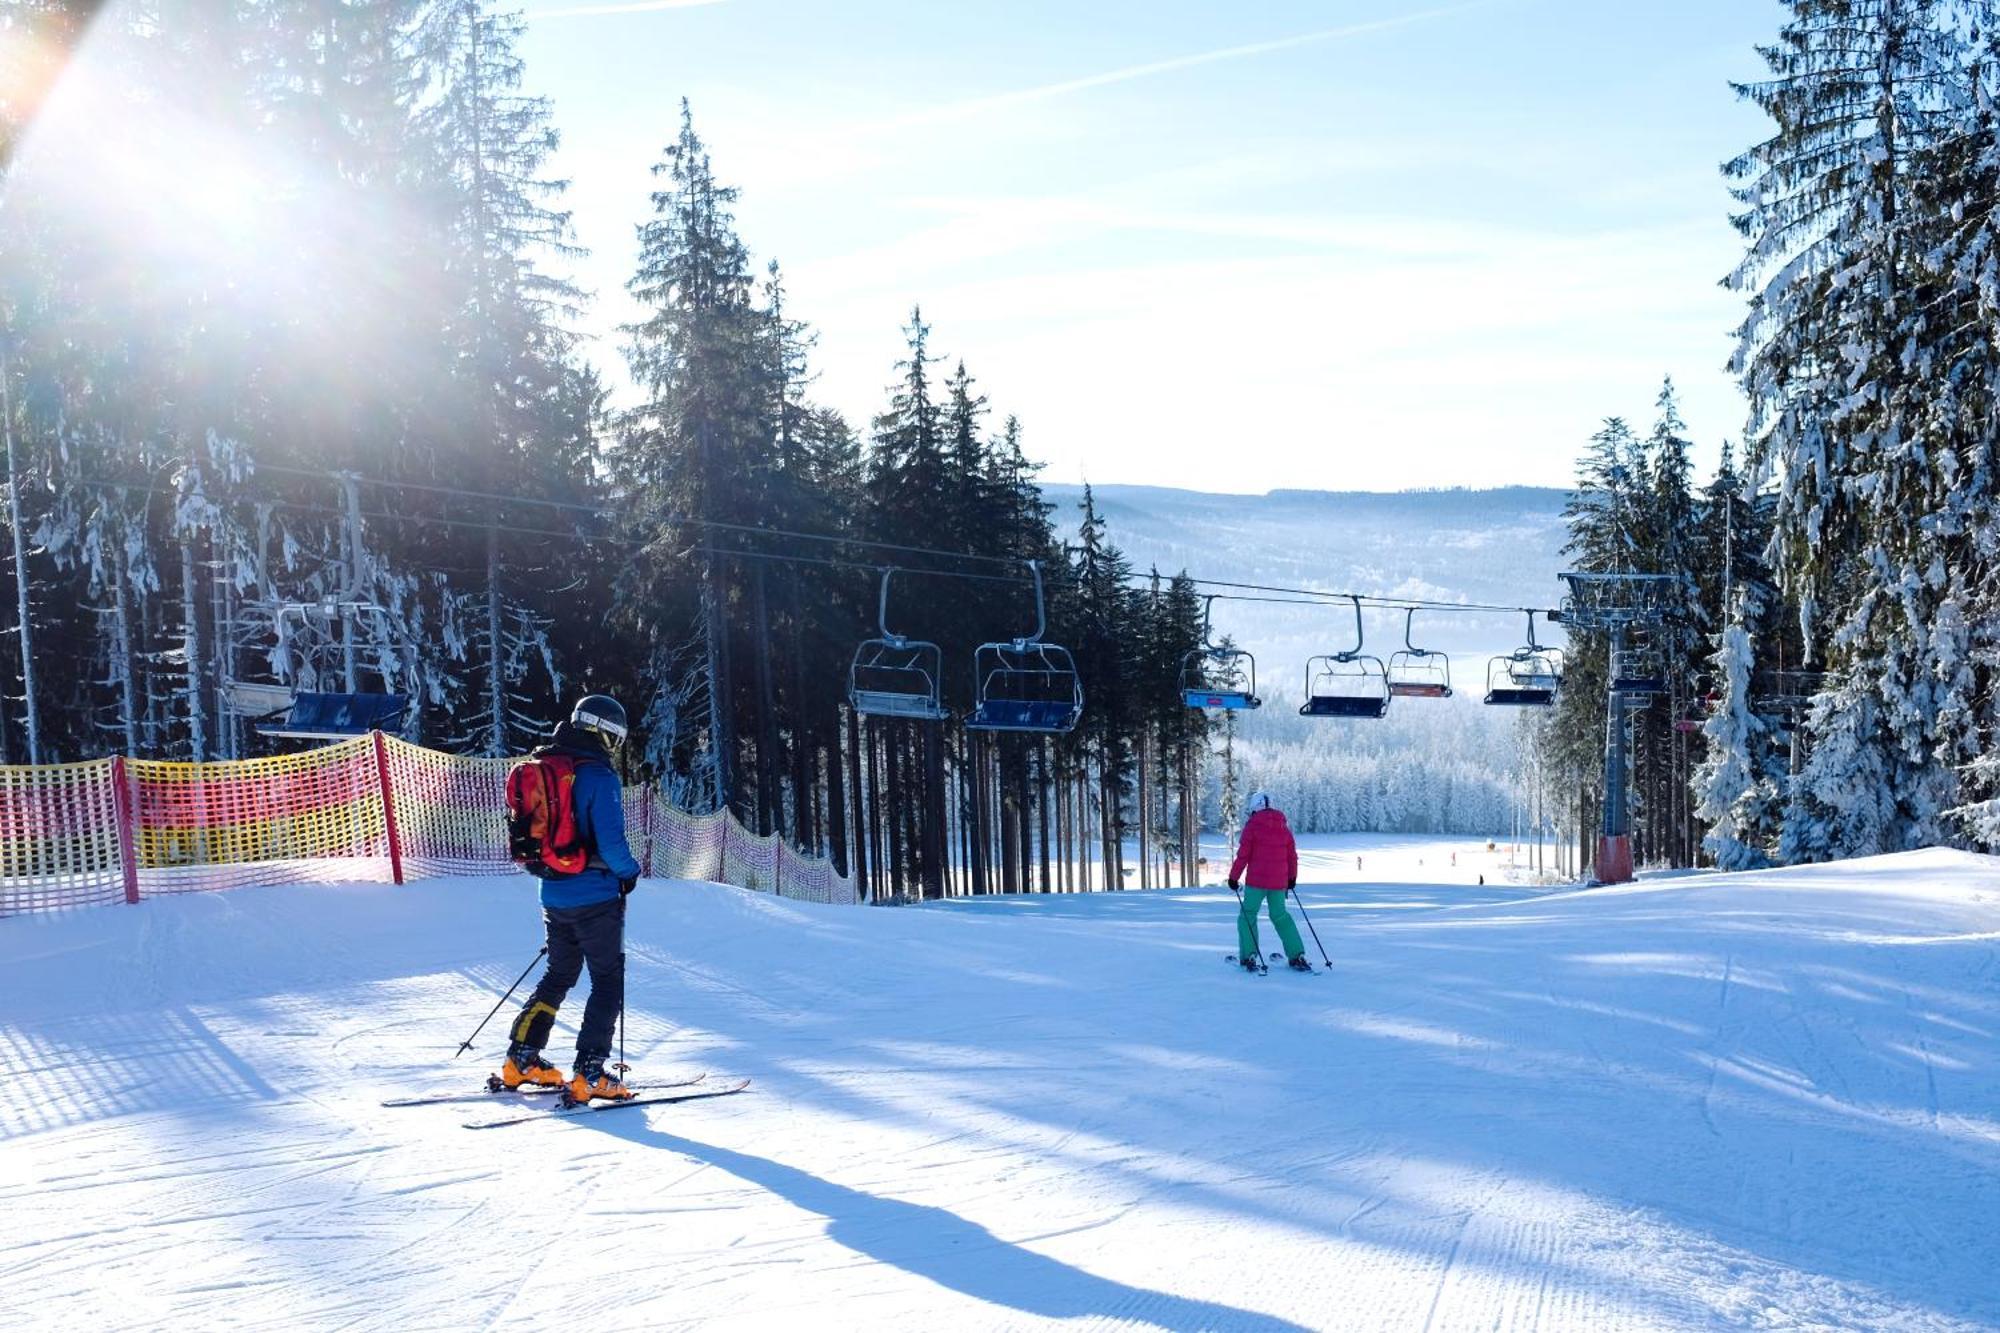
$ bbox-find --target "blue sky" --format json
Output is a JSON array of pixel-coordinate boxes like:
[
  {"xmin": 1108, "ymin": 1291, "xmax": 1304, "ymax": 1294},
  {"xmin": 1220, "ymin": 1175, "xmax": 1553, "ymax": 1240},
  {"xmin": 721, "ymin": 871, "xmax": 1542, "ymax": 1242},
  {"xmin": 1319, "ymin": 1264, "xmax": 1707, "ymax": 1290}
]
[{"xmin": 520, "ymin": 0, "xmax": 1781, "ymax": 493}]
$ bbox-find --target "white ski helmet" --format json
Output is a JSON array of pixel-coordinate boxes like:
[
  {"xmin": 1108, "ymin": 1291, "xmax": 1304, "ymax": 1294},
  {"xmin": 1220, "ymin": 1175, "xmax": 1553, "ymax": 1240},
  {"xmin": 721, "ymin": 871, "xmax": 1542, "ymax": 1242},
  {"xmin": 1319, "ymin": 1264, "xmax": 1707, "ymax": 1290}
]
[{"xmin": 1244, "ymin": 790, "xmax": 1274, "ymax": 815}]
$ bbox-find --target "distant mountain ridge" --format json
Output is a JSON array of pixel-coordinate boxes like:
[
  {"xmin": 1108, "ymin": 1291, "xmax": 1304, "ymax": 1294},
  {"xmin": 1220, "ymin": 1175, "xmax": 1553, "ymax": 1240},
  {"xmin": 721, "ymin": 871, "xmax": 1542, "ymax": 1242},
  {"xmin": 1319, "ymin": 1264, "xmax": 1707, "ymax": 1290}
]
[{"xmin": 1037, "ymin": 483, "xmax": 1573, "ymax": 660}]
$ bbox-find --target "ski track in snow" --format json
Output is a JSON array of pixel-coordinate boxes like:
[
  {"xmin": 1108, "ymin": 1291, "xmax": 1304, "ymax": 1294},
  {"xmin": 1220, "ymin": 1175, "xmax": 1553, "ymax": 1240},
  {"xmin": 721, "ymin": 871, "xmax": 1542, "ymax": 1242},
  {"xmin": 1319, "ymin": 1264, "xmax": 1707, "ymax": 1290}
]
[{"xmin": 1, "ymin": 838, "xmax": 1997, "ymax": 1330}]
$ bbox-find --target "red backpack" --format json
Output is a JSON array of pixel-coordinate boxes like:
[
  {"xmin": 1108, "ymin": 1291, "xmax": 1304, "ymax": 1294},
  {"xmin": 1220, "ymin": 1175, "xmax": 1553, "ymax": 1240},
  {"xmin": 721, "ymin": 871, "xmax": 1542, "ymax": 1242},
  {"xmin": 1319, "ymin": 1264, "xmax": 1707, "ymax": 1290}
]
[{"xmin": 506, "ymin": 753, "xmax": 589, "ymax": 878}]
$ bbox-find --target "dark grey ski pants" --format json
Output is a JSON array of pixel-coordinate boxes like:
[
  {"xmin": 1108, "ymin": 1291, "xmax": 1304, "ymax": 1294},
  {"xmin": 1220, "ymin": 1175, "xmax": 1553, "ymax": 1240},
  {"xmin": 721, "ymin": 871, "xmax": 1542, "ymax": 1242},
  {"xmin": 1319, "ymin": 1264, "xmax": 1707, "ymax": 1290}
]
[{"xmin": 511, "ymin": 897, "xmax": 624, "ymax": 1064}]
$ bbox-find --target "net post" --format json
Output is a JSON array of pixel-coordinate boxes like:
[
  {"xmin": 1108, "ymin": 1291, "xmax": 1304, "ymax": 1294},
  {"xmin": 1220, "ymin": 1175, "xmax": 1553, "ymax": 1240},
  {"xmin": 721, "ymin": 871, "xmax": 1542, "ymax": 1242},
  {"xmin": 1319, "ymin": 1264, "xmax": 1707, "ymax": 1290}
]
[
  {"xmin": 372, "ymin": 730, "xmax": 405, "ymax": 885},
  {"xmin": 642, "ymin": 781, "xmax": 656, "ymax": 878},
  {"xmin": 112, "ymin": 755, "xmax": 140, "ymax": 905}
]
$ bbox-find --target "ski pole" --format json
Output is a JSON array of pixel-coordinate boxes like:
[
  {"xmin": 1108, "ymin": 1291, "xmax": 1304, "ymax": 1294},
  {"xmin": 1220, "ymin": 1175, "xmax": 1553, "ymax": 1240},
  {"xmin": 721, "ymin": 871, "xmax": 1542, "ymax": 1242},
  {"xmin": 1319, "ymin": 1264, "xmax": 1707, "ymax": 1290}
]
[
  {"xmin": 1288, "ymin": 887, "xmax": 1332, "ymax": 969},
  {"xmin": 615, "ymin": 895, "xmax": 628, "ymax": 1077},
  {"xmin": 455, "ymin": 946, "xmax": 548, "ymax": 1058}
]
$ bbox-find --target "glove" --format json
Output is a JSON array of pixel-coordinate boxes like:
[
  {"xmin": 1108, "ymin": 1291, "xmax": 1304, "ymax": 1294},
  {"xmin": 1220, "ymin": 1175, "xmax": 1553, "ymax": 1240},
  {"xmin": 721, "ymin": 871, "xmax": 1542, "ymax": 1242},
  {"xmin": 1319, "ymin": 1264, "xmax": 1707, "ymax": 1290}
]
[
  {"xmin": 1287, "ymin": 876, "xmax": 1296, "ymax": 890},
  {"xmin": 619, "ymin": 875, "xmax": 638, "ymax": 897},
  {"xmin": 1226, "ymin": 878, "xmax": 1238, "ymax": 891}
]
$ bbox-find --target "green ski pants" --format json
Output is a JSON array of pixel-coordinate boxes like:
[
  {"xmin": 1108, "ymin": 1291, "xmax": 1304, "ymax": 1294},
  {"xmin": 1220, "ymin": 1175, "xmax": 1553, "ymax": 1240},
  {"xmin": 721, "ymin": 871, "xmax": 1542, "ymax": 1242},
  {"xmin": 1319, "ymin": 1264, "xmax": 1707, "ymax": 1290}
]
[{"xmin": 1237, "ymin": 888, "xmax": 1305, "ymax": 962}]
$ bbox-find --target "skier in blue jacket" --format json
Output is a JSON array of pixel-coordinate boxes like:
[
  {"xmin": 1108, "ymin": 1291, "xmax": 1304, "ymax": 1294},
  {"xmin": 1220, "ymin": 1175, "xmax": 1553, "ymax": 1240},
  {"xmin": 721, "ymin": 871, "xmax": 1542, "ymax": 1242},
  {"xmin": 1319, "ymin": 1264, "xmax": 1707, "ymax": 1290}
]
[{"xmin": 502, "ymin": 695, "xmax": 643, "ymax": 1103}]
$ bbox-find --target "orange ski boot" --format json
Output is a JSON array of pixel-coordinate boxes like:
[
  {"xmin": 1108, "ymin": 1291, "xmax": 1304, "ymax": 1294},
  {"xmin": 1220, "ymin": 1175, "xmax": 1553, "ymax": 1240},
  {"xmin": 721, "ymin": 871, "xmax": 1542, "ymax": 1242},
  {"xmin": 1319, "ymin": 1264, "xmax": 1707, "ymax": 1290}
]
[
  {"xmin": 566, "ymin": 1055, "xmax": 635, "ymax": 1105},
  {"xmin": 498, "ymin": 1043, "xmax": 565, "ymax": 1090}
]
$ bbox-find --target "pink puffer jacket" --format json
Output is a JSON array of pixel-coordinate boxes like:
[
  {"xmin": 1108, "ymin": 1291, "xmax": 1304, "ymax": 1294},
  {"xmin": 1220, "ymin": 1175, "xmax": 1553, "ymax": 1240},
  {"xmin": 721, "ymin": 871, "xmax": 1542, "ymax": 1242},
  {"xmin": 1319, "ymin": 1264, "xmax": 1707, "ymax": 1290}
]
[{"xmin": 1229, "ymin": 807, "xmax": 1297, "ymax": 891}]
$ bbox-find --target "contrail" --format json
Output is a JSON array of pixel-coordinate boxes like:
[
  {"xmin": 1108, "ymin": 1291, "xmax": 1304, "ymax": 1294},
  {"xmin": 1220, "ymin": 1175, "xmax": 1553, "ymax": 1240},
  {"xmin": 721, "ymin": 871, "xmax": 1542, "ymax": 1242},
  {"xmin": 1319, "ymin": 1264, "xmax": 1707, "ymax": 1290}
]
[
  {"xmin": 528, "ymin": 0, "xmax": 726, "ymax": 19},
  {"xmin": 880, "ymin": 2, "xmax": 1500, "ymax": 130}
]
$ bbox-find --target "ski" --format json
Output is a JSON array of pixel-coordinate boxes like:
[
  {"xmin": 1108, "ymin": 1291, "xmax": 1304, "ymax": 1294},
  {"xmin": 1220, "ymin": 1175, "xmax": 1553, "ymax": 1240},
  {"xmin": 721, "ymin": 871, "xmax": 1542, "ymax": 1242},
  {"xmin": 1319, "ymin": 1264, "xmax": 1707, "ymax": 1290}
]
[
  {"xmin": 383, "ymin": 1072, "xmax": 705, "ymax": 1108},
  {"xmin": 1224, "ymin": 952, "xmax": 1268, "ymax": 974},
  {"xmin": 1269, "ymin": 950, "xmax": 1323, "ymax": 975},
  {"xmin": 462, "ymin": 1078, "xmax": 750, "ymax": 1129}
]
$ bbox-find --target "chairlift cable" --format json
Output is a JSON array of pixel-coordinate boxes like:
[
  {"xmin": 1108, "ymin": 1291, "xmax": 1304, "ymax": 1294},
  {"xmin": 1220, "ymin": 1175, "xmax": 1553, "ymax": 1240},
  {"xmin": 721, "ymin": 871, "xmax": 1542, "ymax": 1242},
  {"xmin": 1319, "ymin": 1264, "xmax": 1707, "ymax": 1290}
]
[
  {"xmin": 254, "ymin": 464, "xmax": 1030, "ymax": 569},
  {"xmin": 686, "ymin": 545, "xmax": 1034, "ymax": 587},
  {"xmin": 82, "ymin": 473, "xmax": 1562, "ymax": 616},
  {"xmin": 1171, "ymin": 576, "xmax": 1557, "ymax": 618}
]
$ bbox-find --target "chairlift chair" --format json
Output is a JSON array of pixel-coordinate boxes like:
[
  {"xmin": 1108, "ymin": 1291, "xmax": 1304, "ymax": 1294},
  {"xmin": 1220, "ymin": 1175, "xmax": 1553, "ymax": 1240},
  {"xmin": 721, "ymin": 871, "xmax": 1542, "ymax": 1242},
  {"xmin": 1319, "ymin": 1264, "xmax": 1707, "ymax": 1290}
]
[
  {"xmin": 1299, "ymin": 596, "xmax": 1391, "ymax": 719},
  {"xmin": 1673, "ymin": 684, "xmax": 1718, "ymax": 734},
  {"xmin": 849, "ymin": 568, "xmax": 951, "ymax": 722},
  {"xmin": 1483, "ymin": 611, "xmax": 1562, "ymax": 707},
  {"xmin": 1610, "ymin": 644, "xmax": 1666, "ymax": 697},
  {"xmin": 260, "ymin": 691, "xmax": 412, "ymax": 740},
  {"xmin": 248, "ymin": 601, "xmax": 413, "ymax": 741},
  {"xmin": 1180, "ymin": 596, "xmax": 1261, "ymax": 710},
  {"xmin": 1386, "ymin": 608, "xmax": 1452, "ymax": 699},
  {"xmin": 965, "ymin": 561, "xmax": 1084, "ymax": 734}
]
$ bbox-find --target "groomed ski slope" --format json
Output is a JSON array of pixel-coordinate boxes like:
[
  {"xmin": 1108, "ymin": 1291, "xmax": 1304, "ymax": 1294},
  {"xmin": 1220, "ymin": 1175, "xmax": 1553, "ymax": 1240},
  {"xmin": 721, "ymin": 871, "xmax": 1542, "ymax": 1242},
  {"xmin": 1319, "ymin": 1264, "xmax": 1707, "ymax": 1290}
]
[{"xmin": 3, "ymin": 844, "xmax": 1996, "ymax": 1331}]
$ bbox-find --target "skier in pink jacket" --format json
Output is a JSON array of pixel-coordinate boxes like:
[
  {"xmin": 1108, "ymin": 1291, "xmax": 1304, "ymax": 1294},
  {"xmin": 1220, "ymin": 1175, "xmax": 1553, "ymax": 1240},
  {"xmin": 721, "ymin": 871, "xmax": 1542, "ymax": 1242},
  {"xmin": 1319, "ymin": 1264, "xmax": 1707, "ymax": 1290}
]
[{"xmin": 1228, "ymin": 791, "xmax": 1309, "ymax": 972}]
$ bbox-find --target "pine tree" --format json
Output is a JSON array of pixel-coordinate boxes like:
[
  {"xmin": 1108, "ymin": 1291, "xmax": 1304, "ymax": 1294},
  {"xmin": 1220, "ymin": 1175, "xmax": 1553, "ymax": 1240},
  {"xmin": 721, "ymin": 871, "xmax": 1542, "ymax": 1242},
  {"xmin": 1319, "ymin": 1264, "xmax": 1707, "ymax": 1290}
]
[
  {"xmin": 1695, "ymin": 591, "xmax": 1783, "ymax": 868},
  {"xmin": 407, "ymin": 0, "xmax": 592, "ymax": 753},
  {"xmin": 615, "ymin": 101, "xmax": 766, "ymax": 808},
  {"xmin": 1729, "ymin": 0, "xmax": 1979, "ymax": 854}
]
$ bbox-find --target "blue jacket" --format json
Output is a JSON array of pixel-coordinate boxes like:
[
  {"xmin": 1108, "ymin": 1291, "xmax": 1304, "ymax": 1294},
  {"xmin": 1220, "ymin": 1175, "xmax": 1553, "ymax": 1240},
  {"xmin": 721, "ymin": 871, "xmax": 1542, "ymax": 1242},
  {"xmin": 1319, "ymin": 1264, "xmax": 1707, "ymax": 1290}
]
[{"xmin": 536, "ymin": 728, "xmax": 641, "ymax": 910}]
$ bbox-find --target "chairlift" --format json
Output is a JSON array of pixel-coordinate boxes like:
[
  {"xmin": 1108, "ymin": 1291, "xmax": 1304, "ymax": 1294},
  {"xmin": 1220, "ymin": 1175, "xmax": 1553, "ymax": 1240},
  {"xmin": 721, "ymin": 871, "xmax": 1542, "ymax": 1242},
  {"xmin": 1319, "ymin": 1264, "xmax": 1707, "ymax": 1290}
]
[
  {"xmin": 261, "ymin": 691, "xmax": 412, "ymax": 740},
  {"xmin": 1299, "ymin": 596, "xmax": 1390, "ymax": 719},
  {"xmin": 849, "ymin": 568, "xmax": 950, "ymax": 722},
  {"xmin": 1610, "ymin": 643, "xmax": 1666, "ymax": 697},
  {"xmin": 1484, "ymin": 611, "xmax": 1562, "ymax": 707},
  {"xmin": 1386, "ymin": 608, "xmax": 1452, "ymax": 699},
  {"xmin": 1180, "ymin": 595, "xmax": 1261, "ymax": 710},
  {"xmin": 966, "ymin": 560, "xmax": 1084, "ymax": 734},
  {"xmin": 1674, "ymin": 681, "xmax": 1718, "ymax": 734},
  {"xmin": 244, "ymin": 600, "xmax": 412, "ymax": 740}
]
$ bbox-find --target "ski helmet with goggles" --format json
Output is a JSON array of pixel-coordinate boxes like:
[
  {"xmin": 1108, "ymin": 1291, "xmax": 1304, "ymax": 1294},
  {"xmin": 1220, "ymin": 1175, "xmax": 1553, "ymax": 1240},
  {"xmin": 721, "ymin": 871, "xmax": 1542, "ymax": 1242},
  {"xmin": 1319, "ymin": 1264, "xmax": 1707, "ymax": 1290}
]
[{"xmin": 571, "ymin": 694, "xmax": 628, "ymax": 749}]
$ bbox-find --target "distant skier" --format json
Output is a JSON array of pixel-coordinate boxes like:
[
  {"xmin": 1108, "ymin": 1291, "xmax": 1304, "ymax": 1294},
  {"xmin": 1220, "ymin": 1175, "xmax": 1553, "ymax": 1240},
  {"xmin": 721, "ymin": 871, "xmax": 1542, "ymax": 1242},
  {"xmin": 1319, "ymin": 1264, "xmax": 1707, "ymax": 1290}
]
[
  {"xmin": 1228, "ymin": 791, "xmax": 1309, "ymax": 973},
  {"xmin": 500, "ymin": 694, "xmax": 642, "ymax": 1103}
]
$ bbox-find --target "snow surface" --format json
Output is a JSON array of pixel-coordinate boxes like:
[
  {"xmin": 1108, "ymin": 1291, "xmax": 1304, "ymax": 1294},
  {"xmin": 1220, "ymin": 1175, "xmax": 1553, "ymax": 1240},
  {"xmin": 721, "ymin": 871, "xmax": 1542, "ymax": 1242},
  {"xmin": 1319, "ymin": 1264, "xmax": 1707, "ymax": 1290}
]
[{"xmin": 4, "ymin": 842, "xmax": 1998, "ymax": 1330}]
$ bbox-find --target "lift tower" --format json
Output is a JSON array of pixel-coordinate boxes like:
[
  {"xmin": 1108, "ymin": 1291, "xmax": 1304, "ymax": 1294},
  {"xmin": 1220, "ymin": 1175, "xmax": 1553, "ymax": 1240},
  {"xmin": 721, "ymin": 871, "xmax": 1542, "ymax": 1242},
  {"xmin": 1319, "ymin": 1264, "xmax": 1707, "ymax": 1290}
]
[{"xmin": 1558, "ymin": 572, "xmax": 1678, "ymax": 884}]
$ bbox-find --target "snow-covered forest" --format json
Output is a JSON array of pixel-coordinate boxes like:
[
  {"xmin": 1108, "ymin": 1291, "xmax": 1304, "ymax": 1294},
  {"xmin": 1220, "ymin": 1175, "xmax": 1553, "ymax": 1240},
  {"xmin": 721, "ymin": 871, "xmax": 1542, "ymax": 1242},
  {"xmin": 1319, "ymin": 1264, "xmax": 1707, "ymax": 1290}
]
[
  {"xmin": 2, "ymin": 0, "xmax": 1998, "ymax": 893},
  {"xmin": 1523, "ymin": 1, "xmax": 2000, "ymax": 872}
]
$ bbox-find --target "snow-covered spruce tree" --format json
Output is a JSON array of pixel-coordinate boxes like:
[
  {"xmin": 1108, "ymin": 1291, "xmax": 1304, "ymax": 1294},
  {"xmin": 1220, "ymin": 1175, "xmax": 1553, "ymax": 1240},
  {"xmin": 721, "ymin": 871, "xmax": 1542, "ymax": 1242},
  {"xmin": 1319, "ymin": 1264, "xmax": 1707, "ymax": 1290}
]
[
  {"xmin": 1213, "ymin": 635, "xmax": 1245, "ymax": 849},
  {"xmin": 1729, "ymin": 0, "xmax": 1984, "ymax": 855},
  {"xmin": 1695, "ymin": 591, "xmax": 1784, "ymax": 868},
  {"xmin": 862, "ymin": 309, "xmax": 952, "ymax": 894},
  {"xmin": 1148, "ymin": 571, "xmax": 1208, "ymax": 885},
  {"xmin": 1070, "ymin": 486, "xmax": 1140, "ymax": 889},
  {"xmin": 1550, "ymin": 417, "xmax": 1644, "ymax": 855},
  {"xmin": 1638, "ymin": 380, "xmax": 1705, "ymax": 866},
  {"xmin": 615, "ymin": 101, "xmax": 770, "ymax": 808},
  {"xmin": 406, "ymin": 0, "xmax": 597, "ymax": 753},
  {"xmin": 1780, "ymin": 666, "xmax": 1900, "ymax": 860},
  {"xmin": 1921, "ymin": 17, "xmax": 2000, "ymax": 849}
]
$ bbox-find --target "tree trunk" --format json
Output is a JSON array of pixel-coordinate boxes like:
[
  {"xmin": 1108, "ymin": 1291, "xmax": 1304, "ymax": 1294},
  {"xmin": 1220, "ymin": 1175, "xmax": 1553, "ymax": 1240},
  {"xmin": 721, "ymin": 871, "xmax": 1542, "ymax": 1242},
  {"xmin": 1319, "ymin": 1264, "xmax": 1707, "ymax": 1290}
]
[
  {"xmin": 750, "ymin": 567, "xmax": 780, "ymax": 836},
  {"xmin": 969, "ymin": 730, "xmax": 989, "ymax": 895},
  {"xmin": 922, "ymin": 722, "xmax": 946, "ymax": 898},
  {"xmin": 180, "ymin": 539, "xmax": 207, "ymax": 762},
  {"xmin": 830, "ymin": 727, "xmax": 852, "ymax": 881},
  {"xmin": 1144, "ymin": 732, "xmax": 1160, "ymax": 888},
  {"xmin": 702, "ymin": 565, "xmax": 731, "ymax": 813},
  {"xmin": 1037, "ymin": 742, "xmax": 1052, "ymax": 893},
  {"xmin": 110, "ymin": 531, "xmax": 138, "ymax": 758}
]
